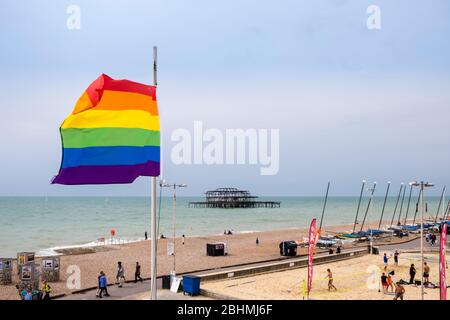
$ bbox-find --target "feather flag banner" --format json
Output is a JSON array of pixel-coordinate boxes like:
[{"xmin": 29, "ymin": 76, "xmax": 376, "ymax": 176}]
[{"xmin": 52, "ymin": 74, "xmax": 160, "ymax": 185}]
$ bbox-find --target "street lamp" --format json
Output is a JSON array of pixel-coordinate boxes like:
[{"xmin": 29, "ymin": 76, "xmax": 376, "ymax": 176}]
[
  {"xmin": 410, "ymin": 181, "xmax": 434, "ymax": 300},
  {"xmin": 160, "ymin": 181, "xmax": 187, "ymax": 276}
]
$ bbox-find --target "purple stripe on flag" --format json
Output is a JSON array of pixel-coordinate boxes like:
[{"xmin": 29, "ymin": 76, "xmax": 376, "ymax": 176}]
[{"xmin": 51, "ymin": 161, "xmax": 160, "ymax": 185}]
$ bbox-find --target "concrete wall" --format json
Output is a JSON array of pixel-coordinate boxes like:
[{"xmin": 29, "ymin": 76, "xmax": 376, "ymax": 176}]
[{"xmin": 197, "ymin": 248, "xmax": 368, "ymax": 283}]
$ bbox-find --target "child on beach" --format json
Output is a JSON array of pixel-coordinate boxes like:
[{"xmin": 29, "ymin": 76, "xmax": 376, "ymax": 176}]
[
  {"xmin": 117, "ymin": 261, "xmax": 125, "ymax": 288},
  {"xmin": 326, "ymin": 269, "xmax": 337, "ymax": 291}
]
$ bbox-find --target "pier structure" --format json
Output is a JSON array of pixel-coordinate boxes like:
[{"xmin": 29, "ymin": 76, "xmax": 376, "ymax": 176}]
[{"xmin": 189, "ymin": 188, "xmax": 280, "ymax": 208}]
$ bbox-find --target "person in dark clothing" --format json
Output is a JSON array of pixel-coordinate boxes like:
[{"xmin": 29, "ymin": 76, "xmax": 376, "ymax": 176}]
[
  {"xmin": 409, "ymin": 264, "xmax": 416, "ymax": 284},
  {"xmin": 381, "ymin": 273, "xmax": 389, "ymax": 293},
  {"xmin": 336, "ymin": 246, "xmax": 341, "ymax": 254},
  {"xmin": 394, "ymin": 250, "xmax": 399, "ymax": 266},
  {"xmin": 144, "ymin": 231, "xmax": 148, "ymax": 240},
  {"xmin": 135, "ymin": 262, "xmax": 143, "ymax": 283},
  {"xmin": 98, "ymin": 271, "xmax": 109, "ymax": 298}
]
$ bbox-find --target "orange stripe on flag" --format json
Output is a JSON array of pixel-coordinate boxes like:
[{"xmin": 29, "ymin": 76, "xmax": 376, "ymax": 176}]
[{"xmin": 94, "ymin": 90, "xmax": 158, "ymax": 115}]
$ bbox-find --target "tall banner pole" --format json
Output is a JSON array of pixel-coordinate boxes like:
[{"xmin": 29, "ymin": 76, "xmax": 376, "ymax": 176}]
[
  {"xmin": 440, "ymin": 223, "xmax": 447, "ymax": 300},
  {"xmin": 150, "ymin": 46, "xmax": 158, "ymax": 300},
  {"xmin": 307, "ymin": 218, "xmax": 318, "ymax": 299}
]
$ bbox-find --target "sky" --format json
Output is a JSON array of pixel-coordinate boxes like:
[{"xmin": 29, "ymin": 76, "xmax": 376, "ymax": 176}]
[{"xmin": 0, "ymin": 0, "xmax": 449, "ymax": 196}]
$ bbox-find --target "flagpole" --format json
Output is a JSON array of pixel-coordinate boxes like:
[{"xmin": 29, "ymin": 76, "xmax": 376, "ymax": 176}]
[{"xmin": 150, "ymin": 45, "xmax": 158, "ymax": 301}]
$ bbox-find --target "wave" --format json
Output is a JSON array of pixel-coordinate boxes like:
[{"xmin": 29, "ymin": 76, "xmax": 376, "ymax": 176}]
[{"xmin": 36, "ymin": 237, "xmax": 147, "ymax": 257}]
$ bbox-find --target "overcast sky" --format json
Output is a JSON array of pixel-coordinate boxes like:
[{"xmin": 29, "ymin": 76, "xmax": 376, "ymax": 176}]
[{"xmin": 0, "ymin": 0, "xmax": 449, "ymax": 196}]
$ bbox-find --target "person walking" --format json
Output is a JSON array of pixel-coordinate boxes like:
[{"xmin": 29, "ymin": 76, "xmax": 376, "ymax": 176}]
[
  {"xmin": 393, "ymin": 282, "xmax": 405, "ymax": 300},
  {"xmin": 96, "ymin": 272, "xmax": 102, "ymax": 298},
  {"xmin": 116, "ymin": 261, "xmax": 125, "ymax": 288},
  {"xmin": 256, "ymin": 237, "xmax": 260, "ymax": 246},
  {"xmin": 98, "ymin": 271, "xmax": 109, "ymax": 298},
  {"xmin": 409, "ymin": 264, "xmax": 416, "ymax": 284},
  {"xmin": 144, "ymin": 231, "xmax": 148, "ymax": 240},
  {"xmin": 394, "ymin": 250, "xmax": 399, "ymax": 266},
  {"xmin": 42, "ymin": 280, "xmax": 51, "ymax": 300},
  {"xmin": 134, "ymin": 262, "xmax": 143, "ymax": 283},
  {"xmin": 431, "ymin": 234, "xmax": 437, "ymax": 246},
  {"xmin": 423, "ymin": 262, "xmax": 430, "ymax": 283},
  {"xmin": 327, "ymin": 269, "xmax": 337, "ymax": 291}
]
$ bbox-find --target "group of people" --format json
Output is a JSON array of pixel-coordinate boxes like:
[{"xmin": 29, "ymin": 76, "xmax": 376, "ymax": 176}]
[
  {"xmin": 96, "ymin": 261, "xmax": 144, "ymax": 299},
  {"xmin": 380, "ymin": 250, "xmax": 435, "ymax": 300},
  {"xmin": 381, "ymin": 251, "xmax": 405, "ymax": 300},
  {"xmin": 17, "ymin": 280, "xmax": 52, "ymax": 300},
  {"xmin": 426, "ymin": 232, "xmax": 438, "ymax": 246}
]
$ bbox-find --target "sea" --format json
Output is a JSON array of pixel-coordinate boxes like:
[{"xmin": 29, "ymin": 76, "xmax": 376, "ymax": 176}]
[{"xmin": 0, "ymin": 196, "xmax": 444, "ymax": 258}]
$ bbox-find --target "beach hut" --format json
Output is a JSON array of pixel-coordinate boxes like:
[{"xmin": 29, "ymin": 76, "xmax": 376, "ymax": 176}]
[
  {"xmin": 0, "ymin": 258, "xmax": 13, "ymax": 285},
  {"xmin": 17, "ymin": 252, "xmax": 35, "ymax": 272},
  {"xmin": 18, "ymin": 263, "xmax": 40, "ymax": 290},
  {"xmin": 41, "ymin": 256, "xmax": 60, "ymax": 282},
  {"xmin": 206, "ymin": 242, "xmax": 228, "ymax": 256}
]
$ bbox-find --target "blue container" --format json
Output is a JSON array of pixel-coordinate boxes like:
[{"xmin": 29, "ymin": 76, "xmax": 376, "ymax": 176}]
[{"xmin": 182, "ymin": 275, "xmax": 200, "ymax": 296}]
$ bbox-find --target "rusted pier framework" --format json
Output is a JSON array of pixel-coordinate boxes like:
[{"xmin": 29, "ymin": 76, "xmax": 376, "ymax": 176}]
[{"xmin": 189, "ymin": 188, "xmax": 281, "ymax": 208}]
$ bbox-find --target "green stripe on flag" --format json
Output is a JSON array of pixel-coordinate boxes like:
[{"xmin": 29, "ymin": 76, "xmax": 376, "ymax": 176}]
[{"xmin": 61, "ymin": 127, "xmax": 160, "ymax": 148}]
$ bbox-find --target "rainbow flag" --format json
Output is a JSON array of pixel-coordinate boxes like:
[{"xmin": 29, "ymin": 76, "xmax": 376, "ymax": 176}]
[{"xmin": 52, "ymin": 74, "xmax": 160, "ymax": 185}]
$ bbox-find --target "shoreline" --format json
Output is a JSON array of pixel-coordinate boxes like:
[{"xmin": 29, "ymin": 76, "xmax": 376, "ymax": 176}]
[{"xmin": 16, "ymin": 217, "xmax": 419, "ymax": 259}]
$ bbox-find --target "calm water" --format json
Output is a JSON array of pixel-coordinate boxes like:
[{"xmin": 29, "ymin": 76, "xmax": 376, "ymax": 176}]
[{"xmin": 0, "ymin": 196, "xmax": 443, "ymax": 257}]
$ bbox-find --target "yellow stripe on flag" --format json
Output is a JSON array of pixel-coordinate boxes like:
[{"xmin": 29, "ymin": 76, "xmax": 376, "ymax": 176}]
[{"xmin": 61, "ymin": 110, "xmax": 160, "ymax": 130}]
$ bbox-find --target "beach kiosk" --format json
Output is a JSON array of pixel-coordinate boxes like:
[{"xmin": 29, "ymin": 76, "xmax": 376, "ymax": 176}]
[
  {"xmin": 41, "ymin": 256, "xmax": 60, "ymax": 282},
  {"xmin": 18, "ymin": 262, "xmax": 40, "ymax": 290},
  {"xmin": 206, "ymin": 242, "xmax": 228, "ymax": 256},
  {"xmin": 279, "ymin": 240, "xmax": 297, "ymax": 256},
  {"xmin": 0, "ymin": 258, "xmax": 13, "ymax": 285}
]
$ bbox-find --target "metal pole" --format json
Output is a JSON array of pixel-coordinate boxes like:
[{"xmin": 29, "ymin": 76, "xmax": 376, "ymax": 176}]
[
  {"xmin": 390, "ymin": 184, "xmax": 403, "ymax": 228},
  {"xmin": 412, "ymin": 191, "xmax": 420, "ymax": 225},
  {"xmin": 420, "ymin": 182, "xmax": 424, "ymax": 300},
  {"xmin": 435, "ymin": 186, "xmax": 446, "ymax": 223},
  {"xmin": 172, "ymin": 184, "xmax": 177, "ymax": 273},
  {"xmin": 319, "ymin": 182, "xmax": 330, "ymax": 230},
  {"xmin": 378, "ymin": 182, "xmax": 390, "ymax": 230},
  {"xmin": 403, "ymin": 184, "xmax": 413, "ymax": 225},
  {"xmin": 353, "ymin": 180, "xmax": 366, "ymax": 233},
  {"xmin": 150, "ymin": 45, "xmax": 158, "ymax": 301},
  {"xmin": 397, "ymin": 185, "xmax": 407, "ymax": 225},
  {"xmin": 445, "ymin": 201, "xmax": 450, "ymax": 221},
  {"xmin": 443, "ymin": 201, "xmax": 450, "ymax": 221},
  {"xmin": 360, "ymin": 182, "xmax": 376, "ymax": 233}
]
